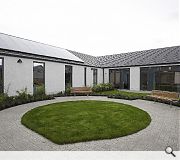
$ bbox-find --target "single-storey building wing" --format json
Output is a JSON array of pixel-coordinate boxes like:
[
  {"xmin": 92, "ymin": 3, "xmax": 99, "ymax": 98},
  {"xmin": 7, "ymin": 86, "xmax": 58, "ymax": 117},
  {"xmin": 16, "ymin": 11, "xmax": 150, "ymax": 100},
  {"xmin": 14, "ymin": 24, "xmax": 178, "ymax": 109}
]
[{"xmin": 0, "ymin": 32, "xmax": 180, "ymax": 96}]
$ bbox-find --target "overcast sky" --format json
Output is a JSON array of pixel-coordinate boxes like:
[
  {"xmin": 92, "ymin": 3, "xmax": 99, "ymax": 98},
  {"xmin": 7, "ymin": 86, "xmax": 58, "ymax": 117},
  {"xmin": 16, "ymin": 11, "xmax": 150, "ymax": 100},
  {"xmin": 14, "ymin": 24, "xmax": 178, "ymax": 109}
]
[{"xmin": 0, "ymin": 0, "xmax": 179, "ymax": 56}]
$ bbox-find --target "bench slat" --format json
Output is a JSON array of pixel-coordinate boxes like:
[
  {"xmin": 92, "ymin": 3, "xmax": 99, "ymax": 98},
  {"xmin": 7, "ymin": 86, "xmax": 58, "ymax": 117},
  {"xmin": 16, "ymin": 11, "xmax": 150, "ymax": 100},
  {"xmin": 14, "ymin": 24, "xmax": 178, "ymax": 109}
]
[
  {"xmin": 71, "ymin": 87, "xmax": 92, "ymax": 95},
  {"xmin": 150, "ymin": 90, "xmax": 179, "ymax": 101}
]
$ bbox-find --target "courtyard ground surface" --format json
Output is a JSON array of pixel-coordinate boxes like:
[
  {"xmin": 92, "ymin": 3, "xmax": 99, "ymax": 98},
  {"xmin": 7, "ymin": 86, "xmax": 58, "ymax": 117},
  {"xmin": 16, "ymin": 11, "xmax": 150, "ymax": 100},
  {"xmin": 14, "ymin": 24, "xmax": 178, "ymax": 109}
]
[{"xmin": 0, "ymin": 96, "xmax": 179, "ymax": 151}]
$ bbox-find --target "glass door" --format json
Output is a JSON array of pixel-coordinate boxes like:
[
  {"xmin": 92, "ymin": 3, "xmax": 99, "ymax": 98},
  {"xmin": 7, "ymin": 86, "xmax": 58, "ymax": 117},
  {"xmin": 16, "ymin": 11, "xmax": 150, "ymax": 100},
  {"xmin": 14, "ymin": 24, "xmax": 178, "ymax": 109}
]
[{"xmin": 120, "ymin": 69, "xmax": 130, "ymax": 90}]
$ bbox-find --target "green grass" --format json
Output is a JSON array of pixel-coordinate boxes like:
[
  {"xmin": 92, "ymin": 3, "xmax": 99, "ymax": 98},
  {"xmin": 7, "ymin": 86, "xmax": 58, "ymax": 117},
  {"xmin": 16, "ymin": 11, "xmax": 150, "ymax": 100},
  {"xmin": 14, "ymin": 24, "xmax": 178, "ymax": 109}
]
[{"xmin": 21, "ymin": 100, "xmax": 151, "ymax": 144}]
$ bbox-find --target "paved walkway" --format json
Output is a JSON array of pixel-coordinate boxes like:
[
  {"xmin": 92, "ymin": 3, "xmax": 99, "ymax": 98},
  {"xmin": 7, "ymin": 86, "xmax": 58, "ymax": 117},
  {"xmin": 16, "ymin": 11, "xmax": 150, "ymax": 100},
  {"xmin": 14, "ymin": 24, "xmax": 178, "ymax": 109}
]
[{"xmin": 0, "ymin": 96, "xmax": 179, "ymax": 151}]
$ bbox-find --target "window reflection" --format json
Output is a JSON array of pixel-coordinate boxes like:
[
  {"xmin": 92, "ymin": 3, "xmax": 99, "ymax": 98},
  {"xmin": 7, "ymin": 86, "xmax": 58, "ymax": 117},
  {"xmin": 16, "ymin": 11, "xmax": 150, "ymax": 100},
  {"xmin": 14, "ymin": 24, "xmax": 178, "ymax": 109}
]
[
  {"xmin": 109, "ymin": 69, "xmax": 120, "ymax": 88},
  {"xmin": 140, "ymin": 65, "xmax": 180, "ymax": 92},
  {"xmin": 65, "ymin": 65, "xmax": 72, "ymax": 88},
  {"xmin": 33, "ymin": 62, "xmax": 45, "ymax": 94},
  {"xmin": 109, "ymin": 69, "xmax": 130, "ymax": 89}
]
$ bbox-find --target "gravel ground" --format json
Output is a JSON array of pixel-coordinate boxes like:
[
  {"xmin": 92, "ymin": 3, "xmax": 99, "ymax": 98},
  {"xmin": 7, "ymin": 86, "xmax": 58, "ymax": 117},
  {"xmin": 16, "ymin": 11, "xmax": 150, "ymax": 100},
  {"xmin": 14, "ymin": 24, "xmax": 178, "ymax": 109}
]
[{"xmin": 0, "ymin": 96, "xmax": 179, "ymax": 151}]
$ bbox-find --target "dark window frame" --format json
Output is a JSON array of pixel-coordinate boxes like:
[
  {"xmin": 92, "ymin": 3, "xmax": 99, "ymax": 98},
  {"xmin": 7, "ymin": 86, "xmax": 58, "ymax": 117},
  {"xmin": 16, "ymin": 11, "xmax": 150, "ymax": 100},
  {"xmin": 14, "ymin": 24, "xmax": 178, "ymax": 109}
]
[
  {"xmin": 65, "ymin": 65, "xmax": 73, "ymax": 88},
  {"xmin": 84, "ymin": 67, "xmax": 87, "ymax": 86},
  {"xmin": 0, "ymin": 57, "xmax": 4, "ymax": 94},
  {"xmin": 103, "ymin": 68, "xmax": 104, "ymax": 84}
]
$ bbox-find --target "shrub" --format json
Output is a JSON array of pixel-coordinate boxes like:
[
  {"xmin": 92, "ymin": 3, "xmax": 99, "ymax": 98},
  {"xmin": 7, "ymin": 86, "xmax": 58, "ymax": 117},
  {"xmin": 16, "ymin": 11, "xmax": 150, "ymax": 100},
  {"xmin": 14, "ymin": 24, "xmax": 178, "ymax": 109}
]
[
  {"xmin": 103, "ymin": 90, "xmax": 149, "ymax": 100},
  {"xmin": 108, "ymin": 94, "xmax": 141, "ymax": 100},
  {"xmin": 16, "ymin": 88, "xmax": 30, "ymax": 104},
  {"xmin": 0, "ymin": 88, "xmax": 54, "ymax": 111},
  {"xmin": 92, "ymin": 83, "xmax": 114, "ymax": 92}
]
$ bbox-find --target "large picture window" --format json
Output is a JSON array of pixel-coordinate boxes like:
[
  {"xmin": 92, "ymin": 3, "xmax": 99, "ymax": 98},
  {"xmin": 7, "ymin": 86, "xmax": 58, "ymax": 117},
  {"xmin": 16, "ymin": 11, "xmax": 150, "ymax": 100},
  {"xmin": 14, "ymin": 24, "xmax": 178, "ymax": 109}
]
[
  {"xmin": 65, "ymin": 65, "xmax": 72, "ymax": 88},
  {"xmin": 109, "ymin": 69, "xmax": 130, "ymax": 89},
  {"xmin": 0, "ymin": 58, "xmax": 3, "ymax": 94},
  {"xmin": 33, "ymin": 62, "xmax": 45, "ymax": 94},
  {"xmin": 140, "ymin": 65, "xmax": 180, "ymax": 92},
  {"xmin": 93, "ymin": 69, "xmax": 98, "ymax": 85}
]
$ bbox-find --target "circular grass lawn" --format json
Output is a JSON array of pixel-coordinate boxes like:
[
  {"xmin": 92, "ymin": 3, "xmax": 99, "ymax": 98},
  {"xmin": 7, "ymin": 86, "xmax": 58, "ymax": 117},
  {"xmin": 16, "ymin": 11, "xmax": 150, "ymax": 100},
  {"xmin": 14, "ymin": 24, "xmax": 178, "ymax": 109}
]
[{"xmin": 21, "ymin": 100, "xmax": 151, "ymax": 144}]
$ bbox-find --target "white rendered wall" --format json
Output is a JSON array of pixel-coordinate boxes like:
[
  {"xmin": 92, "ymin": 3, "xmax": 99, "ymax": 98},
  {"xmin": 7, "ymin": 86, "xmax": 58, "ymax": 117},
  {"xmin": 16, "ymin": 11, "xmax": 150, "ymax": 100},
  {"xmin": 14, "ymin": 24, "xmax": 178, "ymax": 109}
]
[
  {"xmin": 86, "ymin": 67, "xmax": 93, "ymax": 87},
  {"xmin": 97, "ymin": 68, "xmax": 103, "ymax": 84},
  {"xmin": 2, "ymin": 55, "xmax": 99, "ymax": 96},
  {"xmin": 45, "ymin": 62, "xmax": 65, "ymax": 94},
  {"xmin": 3, "ymin": 56, "xmax": 67, "ymax": 96},
  {"xmin": 2, "ymin": 55, "xmax": 113, "ymax": 96},
  {"xmin": 130, "ymin": 67, "xmax": 140, "ymax": 91},
  {"xmin": 72, "ymin": 65, "xmax": 85, "ymax": 87},
  {"xmin": 104, "ymin": 69, "xmax": 109, "ymax": 83},
  {"xmin": 4, "ymin": 56, "xmax": 33, "ymax": 96}
]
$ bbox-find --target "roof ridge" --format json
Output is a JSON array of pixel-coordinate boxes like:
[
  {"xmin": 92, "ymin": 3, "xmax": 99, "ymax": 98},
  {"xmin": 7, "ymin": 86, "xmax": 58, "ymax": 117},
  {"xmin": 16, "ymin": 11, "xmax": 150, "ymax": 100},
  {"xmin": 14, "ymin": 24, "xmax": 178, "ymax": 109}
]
[
  {"xmin": 97, "ymin": 45, "xmax": 180, "ymax": 58},
  {"xmin": 67, "ymin": 49, "xmax": 97, "ymax": 58}
]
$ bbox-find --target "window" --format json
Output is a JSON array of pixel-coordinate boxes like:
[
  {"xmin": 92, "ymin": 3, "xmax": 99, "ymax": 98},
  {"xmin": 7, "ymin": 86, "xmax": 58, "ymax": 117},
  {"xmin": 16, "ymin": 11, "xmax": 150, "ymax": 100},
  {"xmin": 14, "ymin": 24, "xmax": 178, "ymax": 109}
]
[
  {"xmin": 65, "ymin": 65, "xmax": 72, "ymax": 88},
  {"xmin": 140, "ymin": 68, "xmax": 148, "ymax": 90},
  {"xmin": 33, "ymin": 62, "xmax": 45, "ymax": 94},
  {"xmin": 93, "ymin": 68, "xmax": 97, "ymax": 85},
  {"xmin": 140, "ymin": 65, "xmax": 180, "ymax": 92},
  {"xmin": 84, "ymin": 67, "xmax": 87, "ymax": 86},
  {"xmin": 109, "ymin": 69, "xmax": 129, "ymax": 89},
  {"xmin": 120, "ymin": 68, "xmax": 130, "ymax": 90},
  {"xmin": 109, "ymin": 69, "xmax": 120, "ymax": 88},
  {"xmin": 0, "ymin": 58, "xmax": 3, "ymax": 94},
  {"xmin": 109, "ymin": 69, "xmax": 115, "ymax": 86}
]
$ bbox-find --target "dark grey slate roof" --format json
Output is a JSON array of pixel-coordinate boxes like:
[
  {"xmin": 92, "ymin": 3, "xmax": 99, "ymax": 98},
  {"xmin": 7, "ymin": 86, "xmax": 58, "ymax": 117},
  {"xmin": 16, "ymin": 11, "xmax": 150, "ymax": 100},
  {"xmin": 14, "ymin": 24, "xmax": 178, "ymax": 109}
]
[
  {"xmin": 98, "ymin": 46, "xmax": 180, "ymax": 67},
  {"xmin": 0, "ymin": 32, "xmax": 179, "ymax": 68},
  {"xmin": 69, "ymin": 46, "xmax": 180, "ymax": 68},
  {"xmin": 67, "ymin": 50, "xmax": 101, "ymax": 67}
]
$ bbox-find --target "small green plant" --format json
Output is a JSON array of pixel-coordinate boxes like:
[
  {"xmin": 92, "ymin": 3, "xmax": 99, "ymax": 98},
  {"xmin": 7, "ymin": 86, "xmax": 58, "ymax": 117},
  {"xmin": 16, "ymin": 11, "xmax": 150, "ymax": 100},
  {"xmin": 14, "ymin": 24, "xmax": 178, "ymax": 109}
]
[
  {"xmin": 34, "ymin": 85, "xmax": 45, "ymax": 96},
  {"xmin": 92, "ymin": 83, "xmax": 114, "ymax": 92},
  {"xmin": 65, "ymin": 87, "xmax": 71, "ymax": 95},
  {"xmin": 16, "ymin": 88, "xmax": 30, "ymax": 102},
  {"xmin": 0, "ymin": 94, "xmax": 15, "ymax": 109}
]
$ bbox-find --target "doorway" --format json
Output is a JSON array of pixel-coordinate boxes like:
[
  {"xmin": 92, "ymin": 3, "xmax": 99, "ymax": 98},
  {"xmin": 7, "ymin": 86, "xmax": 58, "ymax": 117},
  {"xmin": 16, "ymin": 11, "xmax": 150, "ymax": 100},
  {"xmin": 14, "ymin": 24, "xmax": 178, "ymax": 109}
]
[{"xmin": 120, "ymin": 69, "xmax": 130, "ymax": 89}]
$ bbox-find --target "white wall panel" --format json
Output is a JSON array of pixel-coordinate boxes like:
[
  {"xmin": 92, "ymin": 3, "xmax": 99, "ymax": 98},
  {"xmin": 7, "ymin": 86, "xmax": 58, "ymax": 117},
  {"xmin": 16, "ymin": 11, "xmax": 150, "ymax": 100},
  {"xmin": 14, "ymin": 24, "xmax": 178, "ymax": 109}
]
[
  {"xmin": 97, "ymin": 68, "xmax": 103, "ymax": 84},
  {"xmin": 130, "ymin": 67, "xmax": 140, "ymax": 91},
  {"xmin": 4, "ymin": 56, "xmax": 33, "ymax": 96},
  {"xmin": 104, "ymin": 69, "xmax": 109, "ymax": 83},
  {"xmin": 86, "ymin": 67, "xmax": 93, "ymax": 87},
  {"xmin": 45, "ymin": 62, "xmax": 65, "ymax": 94},
  {"xmin": 72, "ymin": 65, "xmax": 84, "ymax": 87}
]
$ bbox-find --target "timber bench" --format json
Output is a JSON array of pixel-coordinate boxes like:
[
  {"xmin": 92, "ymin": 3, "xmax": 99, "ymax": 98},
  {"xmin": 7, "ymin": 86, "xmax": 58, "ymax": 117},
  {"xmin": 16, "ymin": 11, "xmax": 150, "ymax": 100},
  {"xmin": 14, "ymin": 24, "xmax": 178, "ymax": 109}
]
[
  {"xmin": 147, "ymin": 90, "xmax": 179, "ymax": 104},
  {"xmin": 71, "ymin": 87, "xmax": 92, "ymax": 96}
]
